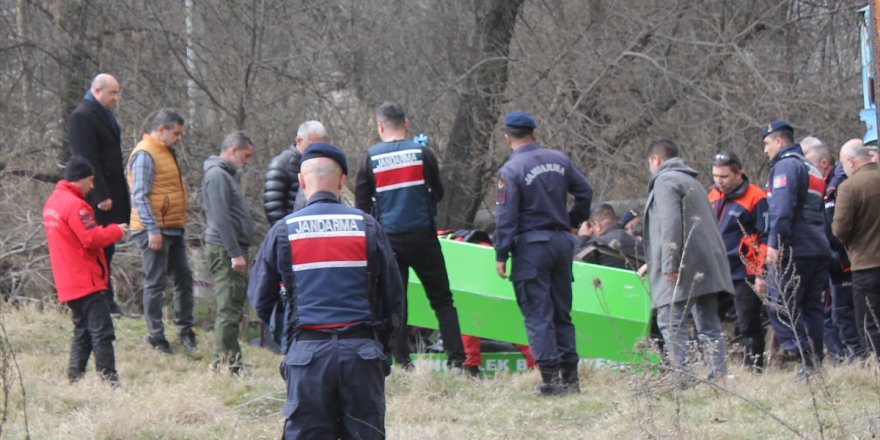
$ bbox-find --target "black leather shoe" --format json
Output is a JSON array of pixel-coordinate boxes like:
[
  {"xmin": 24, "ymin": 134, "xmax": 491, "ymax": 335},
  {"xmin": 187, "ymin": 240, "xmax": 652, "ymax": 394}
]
[{"xmin": 145, "ymin": 335, "xmax": 173, "ymax": 355}]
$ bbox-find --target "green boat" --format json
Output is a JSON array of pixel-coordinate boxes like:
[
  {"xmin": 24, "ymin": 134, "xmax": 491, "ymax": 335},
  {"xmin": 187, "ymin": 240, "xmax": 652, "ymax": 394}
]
[{"xmin": 407, "ymin": 238, "xmax": 654, "ymax": 367}]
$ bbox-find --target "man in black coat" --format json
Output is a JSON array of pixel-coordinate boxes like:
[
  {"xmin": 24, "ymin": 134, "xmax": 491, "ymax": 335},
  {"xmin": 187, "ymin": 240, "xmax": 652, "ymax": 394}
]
[{"xmin": 68, "ymin": 73, "xmax": 131, "ymax": 317}]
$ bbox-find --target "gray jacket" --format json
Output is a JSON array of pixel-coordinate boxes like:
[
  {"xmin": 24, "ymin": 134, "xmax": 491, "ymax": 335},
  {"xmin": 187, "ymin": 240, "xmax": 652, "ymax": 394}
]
[
  {"xmin": 644, "ymin": 157, "xmax": 733, "ymax": 308},
  {"xmin": 202, "ymin": 156, "xmax": 255, "ymax": 258}
]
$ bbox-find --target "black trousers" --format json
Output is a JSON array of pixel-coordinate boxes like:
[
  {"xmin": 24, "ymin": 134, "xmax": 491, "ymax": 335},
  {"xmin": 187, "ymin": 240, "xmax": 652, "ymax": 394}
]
[
  {"xmin": 733, "ymin": 279, "xmax": 765, "ymax": 368},
  {"xmin": 387, "ymin": 228, "xmax": 465, "ymax": 365},
  {"xmin": 67, "ymin": 292, "xmax": 116, "ymax": 381},
  {"xmin": 852, "ymin": 267, "xmax": 880, "ymax": 357}
]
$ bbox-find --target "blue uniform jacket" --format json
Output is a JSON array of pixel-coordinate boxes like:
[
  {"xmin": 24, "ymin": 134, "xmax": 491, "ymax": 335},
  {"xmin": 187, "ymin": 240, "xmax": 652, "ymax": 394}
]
[
  {"xmin": 494, "ymin": 144, "xmax": 593, "ymax": 262},
  {"xmin": 354, "ymin": 140, "xmax": 442, "ymax": 235},
  {"xmin": 765, "ymin": 144, "xmax": 830, "ymax": 258},
  {"xmin": 247, "ymin": 191, "xmax": 404, "ymax": 343}
]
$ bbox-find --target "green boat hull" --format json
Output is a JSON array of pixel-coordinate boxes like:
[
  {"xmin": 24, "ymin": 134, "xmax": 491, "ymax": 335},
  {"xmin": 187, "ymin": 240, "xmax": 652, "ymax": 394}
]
[{"xmin": 406, "ymin": 239, "xmax": 653, "ymax": 364}]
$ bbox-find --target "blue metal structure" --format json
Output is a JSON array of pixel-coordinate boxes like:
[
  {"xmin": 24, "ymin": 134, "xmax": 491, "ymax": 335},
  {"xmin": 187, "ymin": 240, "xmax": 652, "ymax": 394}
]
[{"xmin": 860, "ymin": 6, "xmax": 878, "ymax": 144}]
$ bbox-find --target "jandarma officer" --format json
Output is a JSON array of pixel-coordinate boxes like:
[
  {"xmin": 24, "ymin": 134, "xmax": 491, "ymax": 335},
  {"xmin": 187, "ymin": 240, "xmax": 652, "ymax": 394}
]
[
  {"xmin": 494, "ymin": 111, "xmax": 593, "ymax": 396},
  {"xmin": 247, "ymin": 143, "xmax": 404, "ymax": 439}
]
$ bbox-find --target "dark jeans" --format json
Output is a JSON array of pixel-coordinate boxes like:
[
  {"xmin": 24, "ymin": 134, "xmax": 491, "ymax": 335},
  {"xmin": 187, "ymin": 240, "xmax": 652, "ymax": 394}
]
[
  {"xmin": 387, "ymin": 228, "xmax": 465, "ymax": 365},
  {"xmin": 733, "ymin": 279, "xmax": 765, "ymax": 368},
  {"xmin": 823, "ymin": 279, "xmax": 861, "ymax": 361},
  {"xmin": 852, "ymin": 267, "xmax": 880, "ymax": 357},
  {"xmin": 136, "ymin": 232, "xmax": 195, "ymax": 340},
  {"xmin": 67, "ymin": 292, "xmax": 116, "ymax": 381},
  {"xmin": 767, "ymin": 256, "xmax": 828, "ymax": 365}
]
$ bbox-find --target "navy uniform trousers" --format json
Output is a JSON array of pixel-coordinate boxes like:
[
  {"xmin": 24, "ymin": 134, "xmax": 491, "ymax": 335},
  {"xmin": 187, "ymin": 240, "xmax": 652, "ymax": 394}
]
[
  {"xmin": 509, "ymin": 230, "xmax": 578, "ymax": 369},
  {"xmin": 282, "ymin": 335, "xmax": 387, "ymax": 440},
  {"xmin": 767, "ymin": 256, "xmax": 829, "ymax": 365}
]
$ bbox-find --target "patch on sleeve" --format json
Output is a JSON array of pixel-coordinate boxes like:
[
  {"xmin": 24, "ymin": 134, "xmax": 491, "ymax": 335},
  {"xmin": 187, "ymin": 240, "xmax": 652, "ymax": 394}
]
[
  {"xmin": 496, "ymin": 178, "xmax": 507, "ymax": 204},
  {"xmin": 772, "ymin": 175, "xmax": 787, "ymax": 189},
  {"xmin": 80, "ymin": 208, "xmax": 97, "ymax": 229}
]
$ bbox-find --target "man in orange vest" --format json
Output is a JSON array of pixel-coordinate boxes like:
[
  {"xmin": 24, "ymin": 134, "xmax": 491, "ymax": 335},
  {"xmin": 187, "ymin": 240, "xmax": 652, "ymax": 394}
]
[{"xmin": 127, "ymin": 108, "xmax": 195, "ymax": 355}]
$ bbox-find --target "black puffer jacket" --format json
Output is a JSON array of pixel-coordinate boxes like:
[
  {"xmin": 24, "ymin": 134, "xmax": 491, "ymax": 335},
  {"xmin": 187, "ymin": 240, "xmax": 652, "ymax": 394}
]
[{"xmin": 263, "ymin": 147, "xmax": 301, "ymax": 225}]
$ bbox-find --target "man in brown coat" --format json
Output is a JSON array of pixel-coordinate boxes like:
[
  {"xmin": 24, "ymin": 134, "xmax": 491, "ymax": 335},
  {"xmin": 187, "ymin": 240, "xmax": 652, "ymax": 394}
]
[{"xmin": 832, "ymin": 138, "xmax": 880, "ymax": 358}]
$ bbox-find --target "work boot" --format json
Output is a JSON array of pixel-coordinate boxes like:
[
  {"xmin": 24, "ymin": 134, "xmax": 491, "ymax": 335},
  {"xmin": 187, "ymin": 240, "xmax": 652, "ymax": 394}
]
[
  {"xmin": 145, "ymin": 335, "xmax": 173, "ymax": 355},
  {"xmin": 180, "ymin": 328, "xmax": 198, "ymax": 353},
  {"xmin": 464, "ymin": 365, "xmax": 481, "ymax": 378},
  {"xmin": 560, "ymin": 365, "xmax": 580, "ymax": 394},
  {"xmin": 534, "ymin": 366, "xmax": 564, "ymax": 396}
]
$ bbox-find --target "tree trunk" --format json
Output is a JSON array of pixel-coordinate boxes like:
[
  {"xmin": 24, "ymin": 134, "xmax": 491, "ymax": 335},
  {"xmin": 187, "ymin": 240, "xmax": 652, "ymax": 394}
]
[
  {"xmin": 436, "ymin": 0, "xmax": 525, "ymax": 229},
  {"xmin": 185, "ymin": 0, "xmax": 215, "ymax": 135},
  {"xmin": 52, "ymin": 0, "xmax": 92, "ymax": 165}
]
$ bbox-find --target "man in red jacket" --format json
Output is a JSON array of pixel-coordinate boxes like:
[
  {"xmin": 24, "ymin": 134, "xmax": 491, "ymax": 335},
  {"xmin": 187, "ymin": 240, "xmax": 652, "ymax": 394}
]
[{"xmin": 43, "ymin": 155, "xmax": 127, "ymax": 385}]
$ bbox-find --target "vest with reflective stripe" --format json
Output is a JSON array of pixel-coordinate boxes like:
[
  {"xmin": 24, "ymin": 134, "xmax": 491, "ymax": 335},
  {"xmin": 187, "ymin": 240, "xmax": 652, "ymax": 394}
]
[
  {"xmin": 286, "ymin": 204, "xmax": 372, "ymax": 326},
  {"xmin": 773, "ymin": 151, "xmax": 825, "ymax": 225},
  {"xmin": 368, "ymin": 140, "xmax": 433, "ymax": 234},
  {"xmin": 127, "ymin": 134, "xmax": 188, "ymax": 230}
]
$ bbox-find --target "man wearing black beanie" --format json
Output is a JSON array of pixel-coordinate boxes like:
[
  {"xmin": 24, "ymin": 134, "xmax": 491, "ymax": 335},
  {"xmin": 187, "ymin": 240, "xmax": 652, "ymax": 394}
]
[{"xmin": 43, "ymin": 154, "xmax": 128, "ymax": 386}]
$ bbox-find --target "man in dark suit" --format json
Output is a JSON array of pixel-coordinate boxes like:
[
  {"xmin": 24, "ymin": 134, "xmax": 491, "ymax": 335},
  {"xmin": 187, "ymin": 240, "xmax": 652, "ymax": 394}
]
[{"xmin": 68, "ymin": 73, "xmax": 132, "ymax": 317}]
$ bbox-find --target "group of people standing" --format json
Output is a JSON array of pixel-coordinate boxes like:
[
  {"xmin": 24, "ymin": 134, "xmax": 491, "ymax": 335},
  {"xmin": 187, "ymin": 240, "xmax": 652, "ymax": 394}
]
[
  {"xmin": 45, "ymin": 73, "xmax": 260, "ymax": 385},
  {"xmin": 635, "ymin": 121, "xmax": 880, "ymax": 386},
  {"xmin": 40, "ymin": 72, "xmax": 880, "ymax": 439}
]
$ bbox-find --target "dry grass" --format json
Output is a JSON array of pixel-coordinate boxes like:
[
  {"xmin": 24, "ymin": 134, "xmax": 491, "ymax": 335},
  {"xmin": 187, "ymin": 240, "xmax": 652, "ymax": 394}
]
[{"xmin": 2, "ymin": 303, "xmax": 880, "ymax": 439}]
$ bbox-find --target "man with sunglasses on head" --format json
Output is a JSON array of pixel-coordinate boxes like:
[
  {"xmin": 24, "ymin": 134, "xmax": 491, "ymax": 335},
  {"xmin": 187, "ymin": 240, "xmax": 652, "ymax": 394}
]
[
  {"xmin": 708, "ymin": 151, "xmax": 768, "ymax": 371},
  {"xmin": 757, "ymin": 120, "xmax": 830, "ymax": 379}
]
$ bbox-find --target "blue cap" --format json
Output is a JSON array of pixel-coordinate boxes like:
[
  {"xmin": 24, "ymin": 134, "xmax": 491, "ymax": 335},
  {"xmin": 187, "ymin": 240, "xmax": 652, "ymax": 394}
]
[
  {"xmin": 761, "ymin": 119, "xmax": 793, "ymax": 139},
  {"xmin": 504, "ymin": 111, "xmax": 536, "ymax": 129},
  {"xmin": 302, "ymin": 143, "xmax": 348, "ymax": 175},
  {"xmin": 620, "ymin": 209, "xmax": 640, "ymax": 227}
]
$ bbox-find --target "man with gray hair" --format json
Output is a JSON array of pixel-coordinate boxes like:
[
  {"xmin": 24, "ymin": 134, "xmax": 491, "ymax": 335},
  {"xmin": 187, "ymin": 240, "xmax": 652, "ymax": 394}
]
[
  {"xmin": 263, "ymin": 120, "xmax": 328, "ymax": 224},
  {"xmin": 833, "ymin": 139, "xmax": 880, "ymax": 358},
  {"xmin": 261, "ymin": 120, "xmax": 327, "ymax": 352},
  {"xmin": 202, "ymin": 132, "xmax": 256, "ymax": 373},
  {"xmin": 802, "ymin": 136, "xmax": 861, "ymax": 362},
  {"xmin": 127, "ymin": 108, "xmax": 195, "ymax": 354}
]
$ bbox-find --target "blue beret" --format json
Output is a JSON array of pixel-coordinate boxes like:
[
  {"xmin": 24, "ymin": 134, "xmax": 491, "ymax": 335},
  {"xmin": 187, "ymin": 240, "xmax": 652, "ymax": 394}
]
[
  {"xmin": 504, "ymin": 111, "xmax": 536, "ymax": 129},
  {"xmin": 761, "ymin": 119, "xmax": 793, "ymax": 139},
  {"xmin": 302, "ymin": 142, "xmax": 348, "ymax": 175}
]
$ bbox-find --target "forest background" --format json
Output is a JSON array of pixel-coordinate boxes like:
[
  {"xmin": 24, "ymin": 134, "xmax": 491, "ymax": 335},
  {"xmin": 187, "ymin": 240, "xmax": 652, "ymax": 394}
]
[
  {"xmin": 0, "ymin": 2, "xmax": 876, "ymax": 437},
  {"xmin": 0, "ymin": 0, "xmax": 867, "ymax": 306}
]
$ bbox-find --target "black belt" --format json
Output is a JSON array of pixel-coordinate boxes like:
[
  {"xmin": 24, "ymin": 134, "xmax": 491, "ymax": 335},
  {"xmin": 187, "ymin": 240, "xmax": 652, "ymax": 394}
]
[{"xmin": 296, "ymin": 327, "xmax": 375, "ymax": 341}]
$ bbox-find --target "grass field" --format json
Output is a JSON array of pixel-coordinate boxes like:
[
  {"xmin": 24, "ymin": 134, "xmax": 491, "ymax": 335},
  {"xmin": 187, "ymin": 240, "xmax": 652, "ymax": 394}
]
[{"xmin": 1, "ymin": 303, "xmax": 880, "ymax": 439}]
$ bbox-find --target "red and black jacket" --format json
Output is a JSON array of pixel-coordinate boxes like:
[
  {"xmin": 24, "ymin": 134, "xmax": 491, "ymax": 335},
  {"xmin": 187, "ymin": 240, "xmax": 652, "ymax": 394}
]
[{"xmin": 708, "ymin": 176, "xmax": 768, "ymax": 280}]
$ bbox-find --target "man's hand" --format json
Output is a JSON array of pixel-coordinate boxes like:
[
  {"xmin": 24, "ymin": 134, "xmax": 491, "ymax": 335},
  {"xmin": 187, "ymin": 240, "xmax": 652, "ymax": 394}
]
[
  {"xmin": 116, "ymin": 223, "xmax": 128, "ymax": 233},
  {"xmin": 148, "ymin": 232, "xmax": 163, "ymax": 250},
  {"xmin": 231, "ymin": 256, "xmax": 247, "ymax": 273},
  {"xmin": 496, "ymin": 261, "xmax": 508, "ymax": 280},
  {"xmin": 578, "ymin": 221, "xmax": 593, "ymax": 237},
  {"xmin": 664, "ymin": 272, "xmax": 679, "ymax": 284},
  {"xmin": 637, "ymin": 264, "xmax": 647, "ymax": 279},
  {"xmin": 766, "ymin": 247, "xmax": 779, "ymax": 267},
  {"xmin": 755, "ymin": 277, "xmax": 767, "ymax": 296},
  {"xmin": 97, "ymin": 198, "xmax": 113, "ymax": 211}
]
